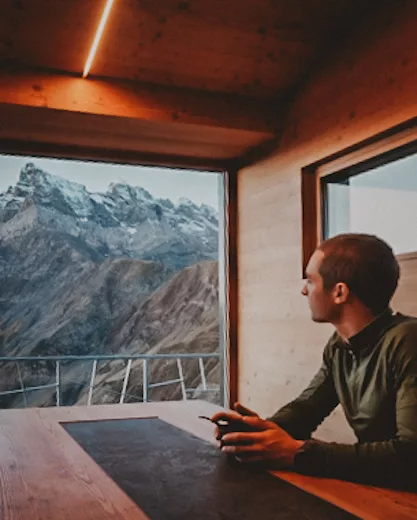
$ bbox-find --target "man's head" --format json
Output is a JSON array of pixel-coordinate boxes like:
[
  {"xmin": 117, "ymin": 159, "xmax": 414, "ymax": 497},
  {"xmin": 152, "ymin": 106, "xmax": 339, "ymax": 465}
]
[{"xmin": 301, "ymin": 233, "xmax": 400, "ymax": 323}]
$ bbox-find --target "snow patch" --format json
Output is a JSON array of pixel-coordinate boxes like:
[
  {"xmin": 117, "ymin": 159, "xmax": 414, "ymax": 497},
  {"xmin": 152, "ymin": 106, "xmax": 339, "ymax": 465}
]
[{"xmin": 179, "ymin": 220, "xmax": 205, "ymax": 234}]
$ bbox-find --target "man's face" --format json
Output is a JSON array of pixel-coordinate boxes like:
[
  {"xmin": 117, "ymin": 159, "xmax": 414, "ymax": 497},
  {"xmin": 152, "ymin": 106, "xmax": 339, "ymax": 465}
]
[{"xmin": 301, "ymin": 250, "xmax": 339, "ymax": 323}]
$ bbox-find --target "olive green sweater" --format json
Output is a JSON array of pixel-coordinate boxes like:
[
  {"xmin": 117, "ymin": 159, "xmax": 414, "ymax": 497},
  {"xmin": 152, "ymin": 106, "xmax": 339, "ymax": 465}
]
[{"xmin": 269, "ymin": 309, "xmax": 417, "ymax": 489}]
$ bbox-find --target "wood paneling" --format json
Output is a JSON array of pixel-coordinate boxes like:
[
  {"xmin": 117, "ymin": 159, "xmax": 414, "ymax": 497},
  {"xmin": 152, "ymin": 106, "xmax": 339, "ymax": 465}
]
[
  {"xmin": 0, "ymin": 71, "xmax": 275, "ymax": 164},
  {"xmin": 237, "ymin": 0, "xmax": 417, "ymax": 443},
  {"xmin": 0, "ymin": 103, "xmax": 272, "ymax": 165},
  {"xmin": 0, "ymin": 0, "xmax": 379, "ymax": 99},
  {"xmin": 0, "ymin": 0, "xmax": 385, "ymax": 164},
  {"xmin": 0, "ymin": 71, "xmax": 275, "ymax": 133},
  {"xmin": 1, "ymin": 403, "xmax": 416, "ymax": 520},
  {"xmin": 0, "ymin": 1, "xmax": 102, "ymax": 73}
]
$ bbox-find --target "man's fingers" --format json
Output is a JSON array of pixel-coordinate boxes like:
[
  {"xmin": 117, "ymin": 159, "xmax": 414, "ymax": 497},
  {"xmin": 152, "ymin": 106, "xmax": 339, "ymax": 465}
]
[
  {"xmin": 221, "ymin": 431, "xmax": 264, "ymax": 445},
  {"xmin": 210, "ymin": 410, "xmax": 244, "ymax": 423},
  {"xmin": 241, "ymin": 416, "xmax": 275, "ymax": 431},
  {"xmin": 221, "ymin": 443, "xmax": 263, "ymax": 454},
  {"xmin": 233, "ymin": 402, "xmax": 258, "ymax": 417}
]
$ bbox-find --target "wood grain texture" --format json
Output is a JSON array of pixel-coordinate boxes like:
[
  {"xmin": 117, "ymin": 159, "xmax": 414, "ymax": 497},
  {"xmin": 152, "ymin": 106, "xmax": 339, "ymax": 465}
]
[
  {"xmin": 0, "ymin": 410, "xmax": 149, "ymax": 520},
  {"xmin": 0, "ymin": 103, "xmax": 271, "ymax": 164},
  {"xmin": 0, "ymin": 0, "xmax": 379, "ymax": 99},
  {"xmin": 274, "ymin": 471, "xmax": 417, "ymax": 520},
  {"xmin": 0, "ymin": 71, "xmax": 275, "ymax": 133},
  {"xmin": 0, "ymin": 402, "xmax": 416, "ymax": 520}
]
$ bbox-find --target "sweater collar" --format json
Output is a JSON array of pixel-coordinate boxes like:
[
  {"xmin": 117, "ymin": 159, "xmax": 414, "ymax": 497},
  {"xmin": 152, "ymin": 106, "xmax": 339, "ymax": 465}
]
[{"xmin": 340, "ymin": 308, "xmax": 394, "ymax": 353}]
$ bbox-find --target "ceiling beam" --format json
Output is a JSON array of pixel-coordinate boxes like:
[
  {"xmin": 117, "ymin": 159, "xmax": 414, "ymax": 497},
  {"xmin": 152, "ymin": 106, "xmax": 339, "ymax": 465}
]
[
  {"xmin": 0, "ymin": 69, "xmax": 276, "ymax": 164},
  {"xmin": 0, "ymin": 69, "xmax": 277, "ymax": 133}
]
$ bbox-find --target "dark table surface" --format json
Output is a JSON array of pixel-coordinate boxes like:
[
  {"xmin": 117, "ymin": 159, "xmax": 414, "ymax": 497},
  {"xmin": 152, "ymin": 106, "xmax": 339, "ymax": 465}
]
[{"xmin": 64, "ymin": 418, "xmax": 359, "ymax": 520}]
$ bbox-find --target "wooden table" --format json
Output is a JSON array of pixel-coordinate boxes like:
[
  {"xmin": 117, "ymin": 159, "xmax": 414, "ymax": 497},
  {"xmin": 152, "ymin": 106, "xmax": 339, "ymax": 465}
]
[{"xmin": 0, "ymin": 400, "xmax": 416, "ymax": 520}]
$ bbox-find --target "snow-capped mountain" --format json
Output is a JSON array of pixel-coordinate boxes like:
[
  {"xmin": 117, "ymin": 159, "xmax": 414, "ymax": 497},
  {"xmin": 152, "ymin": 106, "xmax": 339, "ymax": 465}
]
[
  {"xmin": 0, "ymin": 162, "xmax": 218, "ymax": 269},
  {"xmin": 0, "ymin": 163, "xmax": 220, "ymax": 408}
]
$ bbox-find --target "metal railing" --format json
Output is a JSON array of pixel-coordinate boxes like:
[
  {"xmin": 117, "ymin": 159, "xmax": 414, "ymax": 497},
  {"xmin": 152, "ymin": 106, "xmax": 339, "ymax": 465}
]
[{"xmin": 0, "ymin": 353, "xmax": 220, "ymax": 407}]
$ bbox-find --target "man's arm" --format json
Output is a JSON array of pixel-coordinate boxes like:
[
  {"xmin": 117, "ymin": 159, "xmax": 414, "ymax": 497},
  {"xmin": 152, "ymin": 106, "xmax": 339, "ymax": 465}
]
[
  {"xmin": 293, "ymin": 332, "xmax": 417, "ymax": 488},
  {"xmin": 221, "ymin": 331, "xmax": 417, "ymax": 488},
  {"xmin": 268, "ymin": 348, "xmax": 340, "ymax": 440},
  {"xmin": 210, "ymin": 345, "xmax": 339, "ymax": 440}
]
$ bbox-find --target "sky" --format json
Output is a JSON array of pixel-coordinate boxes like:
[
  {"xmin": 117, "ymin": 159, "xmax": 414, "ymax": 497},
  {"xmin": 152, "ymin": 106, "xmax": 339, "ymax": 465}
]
[{"xmin": 0, "ymin": 154, "xmax": 221, "ymax": 208}]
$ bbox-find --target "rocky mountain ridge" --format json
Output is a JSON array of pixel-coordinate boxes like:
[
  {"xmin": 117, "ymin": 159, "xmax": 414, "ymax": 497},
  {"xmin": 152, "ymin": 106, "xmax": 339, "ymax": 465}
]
[
  {"xmin": 0, "ymin": 162, "xmax": 218, "ymax": 270},
  {"xmin": 0, "ymin": 162, "xmax": 220, "ymax": 407}
]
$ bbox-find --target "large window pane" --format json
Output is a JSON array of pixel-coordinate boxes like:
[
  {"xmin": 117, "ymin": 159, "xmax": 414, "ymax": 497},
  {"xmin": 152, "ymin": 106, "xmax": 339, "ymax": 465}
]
[
  {"xmin": 323, "ymin": 151, "xmax": 417, "ymax": 254},
  {"xmin": 0, "ymin": 155, "xmax": 226, "ymax": 408}
]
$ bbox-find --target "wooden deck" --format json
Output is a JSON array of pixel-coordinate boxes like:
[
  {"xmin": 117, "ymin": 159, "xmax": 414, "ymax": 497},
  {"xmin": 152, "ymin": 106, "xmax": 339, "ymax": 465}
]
[{"xmin": 0, "ymin": 400, "xmax": 416, "ymax": 519}]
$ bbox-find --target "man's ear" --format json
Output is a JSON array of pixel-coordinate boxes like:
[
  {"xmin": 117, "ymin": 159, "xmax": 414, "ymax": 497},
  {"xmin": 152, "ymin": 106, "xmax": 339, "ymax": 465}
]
[{"xmin": 334, "ymin": 282, "xmax": 349, "ymax": 304}]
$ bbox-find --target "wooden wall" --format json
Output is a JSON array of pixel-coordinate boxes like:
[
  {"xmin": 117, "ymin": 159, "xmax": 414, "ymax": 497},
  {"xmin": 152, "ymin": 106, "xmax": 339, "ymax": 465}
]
[{"xmin": 237, "ymin": 0, "xmax": 417, "ymax": 442}]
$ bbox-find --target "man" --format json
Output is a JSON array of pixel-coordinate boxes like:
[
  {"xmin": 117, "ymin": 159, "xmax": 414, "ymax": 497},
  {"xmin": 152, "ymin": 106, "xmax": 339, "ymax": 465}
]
[{"xmin": 212, "ymin": 233, "xmax": 417, "ymax": 488}]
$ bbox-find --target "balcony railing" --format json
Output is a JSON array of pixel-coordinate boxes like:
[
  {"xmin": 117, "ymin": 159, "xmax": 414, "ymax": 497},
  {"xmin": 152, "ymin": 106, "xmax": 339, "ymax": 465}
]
[{"xmin": 0, "ymin": 353, "xmax": 220, "ymax": 407}]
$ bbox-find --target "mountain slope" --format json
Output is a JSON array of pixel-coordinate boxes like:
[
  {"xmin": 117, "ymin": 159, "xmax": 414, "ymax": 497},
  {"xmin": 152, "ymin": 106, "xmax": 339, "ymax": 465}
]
[{"xmin": 77, "ymin": 261, "xmax": 220, "ymax": 405}]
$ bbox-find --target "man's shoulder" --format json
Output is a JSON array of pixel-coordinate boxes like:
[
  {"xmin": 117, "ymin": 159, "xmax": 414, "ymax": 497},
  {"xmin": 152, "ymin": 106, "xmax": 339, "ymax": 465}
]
[
  {"xmin": 385, "ymin": 313, "xmax": 417, "ymax": 340},
  {"xmin": 383, "ymin": 313, "xmax": 417, "ymax": 359}
]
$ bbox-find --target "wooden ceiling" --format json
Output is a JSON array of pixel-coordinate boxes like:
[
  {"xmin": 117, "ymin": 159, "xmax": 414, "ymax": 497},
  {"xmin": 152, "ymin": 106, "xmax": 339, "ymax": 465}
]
[
  {"xmin": 0, "ymin": 0, "xmax": 382, "ymax": 164},
  {"xmin": 0, "ymin": 0, "xmax": 375, "ymax": 99}
]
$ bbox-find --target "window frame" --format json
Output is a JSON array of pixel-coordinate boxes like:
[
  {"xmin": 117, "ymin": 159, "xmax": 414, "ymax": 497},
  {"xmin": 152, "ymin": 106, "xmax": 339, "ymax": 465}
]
[
  {"xmin": 0, "ymin": 138, "xmax": 238, "ymax": 408},
  {"xmin": 301, "ymin": 118, "xmax": 417, "ymax": 276}
]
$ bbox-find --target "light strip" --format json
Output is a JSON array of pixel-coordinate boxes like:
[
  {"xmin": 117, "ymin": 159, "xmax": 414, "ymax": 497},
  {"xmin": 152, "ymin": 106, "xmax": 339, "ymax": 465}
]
[{"xmin": 82, "ymin": 0, "xmax": 115, "ymax": 78}]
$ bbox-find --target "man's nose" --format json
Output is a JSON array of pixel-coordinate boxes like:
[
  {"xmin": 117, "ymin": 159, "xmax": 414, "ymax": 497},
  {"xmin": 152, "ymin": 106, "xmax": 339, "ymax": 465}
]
[{"xmin": 301, "ymin": 283, "xmax": 308, "ymax": 296}]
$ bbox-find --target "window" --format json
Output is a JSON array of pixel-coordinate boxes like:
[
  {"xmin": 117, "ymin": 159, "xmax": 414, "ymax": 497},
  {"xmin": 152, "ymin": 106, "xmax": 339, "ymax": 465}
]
[
  {"xmin": 322, "ymin": 150, "xmax": 417, "ymax": 255},
  {"xmin": 0, "ymin": 154, "xmax": 227, "ymax": 408},
  {"xmin": 301, "ymin": 121, "xmax": 417, "ymax": 273}
]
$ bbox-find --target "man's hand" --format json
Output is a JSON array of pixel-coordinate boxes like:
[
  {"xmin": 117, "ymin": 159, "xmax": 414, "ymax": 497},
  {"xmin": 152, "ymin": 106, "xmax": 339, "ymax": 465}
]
[
  {"xmin": 220, "ymin": 415, "xmax": 305, "ymax": 469},
  {"xmin": 211, "ymin": 402, "xmax": 259, "ymax": 422},
  {"xmin": 210, "ymin": 402, "xmax": 259, "ymax": 440}
]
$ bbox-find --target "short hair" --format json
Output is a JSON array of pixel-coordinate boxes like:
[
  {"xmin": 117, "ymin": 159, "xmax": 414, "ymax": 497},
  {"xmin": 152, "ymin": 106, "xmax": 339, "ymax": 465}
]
[{"xmin": 317, "ymin": 233, "xmax": 400, "ymax": 315}]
